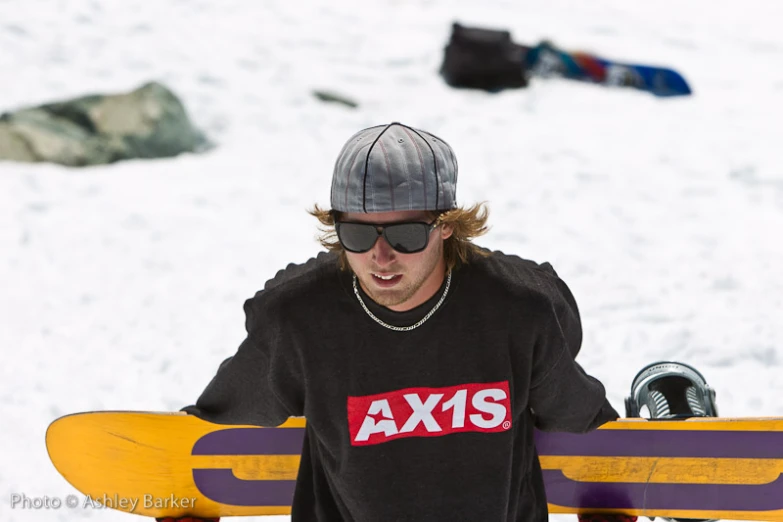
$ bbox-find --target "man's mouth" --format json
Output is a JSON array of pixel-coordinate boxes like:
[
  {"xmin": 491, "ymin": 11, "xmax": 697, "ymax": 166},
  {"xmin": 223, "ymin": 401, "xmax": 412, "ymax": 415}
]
[{"xmin": 371, "ymin": 273, "xmax": 403, "ymax": 287}]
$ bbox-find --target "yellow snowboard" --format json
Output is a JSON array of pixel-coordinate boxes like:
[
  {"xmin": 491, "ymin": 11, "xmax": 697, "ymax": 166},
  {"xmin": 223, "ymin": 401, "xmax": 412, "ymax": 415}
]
[
  {"xmin": 46, "ymin": 411, "xmax": 783, "ymax": 520},
  {"xmin": 46, "ymin": 411, "xmax": 303, "ymax": 518}
]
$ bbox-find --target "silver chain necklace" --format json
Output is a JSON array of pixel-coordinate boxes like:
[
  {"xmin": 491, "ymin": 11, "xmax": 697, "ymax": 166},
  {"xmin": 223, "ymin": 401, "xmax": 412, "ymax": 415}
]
[{"xmin": 352, "ymin": 271, "xmax": 452, "ymax": 332}]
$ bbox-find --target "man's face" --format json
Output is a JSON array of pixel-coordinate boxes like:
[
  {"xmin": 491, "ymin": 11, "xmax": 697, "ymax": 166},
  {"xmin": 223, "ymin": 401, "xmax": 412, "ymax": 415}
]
[{"xmin": 340, "ymin": 210, "xmax": 453, "ymax": 312}]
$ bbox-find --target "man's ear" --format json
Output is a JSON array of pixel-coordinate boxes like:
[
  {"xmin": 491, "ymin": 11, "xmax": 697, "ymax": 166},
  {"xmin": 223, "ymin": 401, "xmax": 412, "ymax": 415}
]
[{"xmin": 440, "ymin": 223, "xmax": 454, "ymax": 240}]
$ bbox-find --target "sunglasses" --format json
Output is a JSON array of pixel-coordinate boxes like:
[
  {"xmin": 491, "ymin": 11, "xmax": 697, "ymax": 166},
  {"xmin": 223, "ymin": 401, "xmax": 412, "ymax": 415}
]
[{"xmin": 335, "ymin": 219, "xmax": 440, "ymax": 254}]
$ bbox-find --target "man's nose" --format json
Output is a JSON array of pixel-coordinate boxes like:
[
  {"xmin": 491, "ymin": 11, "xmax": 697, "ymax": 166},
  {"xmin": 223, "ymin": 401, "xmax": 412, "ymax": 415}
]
[{"xmin": 372, "ymin": 235, "xmax": 396, "ymax": 265}]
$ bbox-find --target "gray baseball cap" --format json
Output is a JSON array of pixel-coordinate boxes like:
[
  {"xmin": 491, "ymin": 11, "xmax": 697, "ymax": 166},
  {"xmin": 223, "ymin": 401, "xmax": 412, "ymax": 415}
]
[{"xmin": 330, "ymin": 122, "xmax": 458, "ymax": 213}]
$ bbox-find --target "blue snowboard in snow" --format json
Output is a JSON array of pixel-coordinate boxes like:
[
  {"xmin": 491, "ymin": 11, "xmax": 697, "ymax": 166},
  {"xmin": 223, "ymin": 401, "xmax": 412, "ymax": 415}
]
[{"xmin": 525, "ymin": 41, "xmax": 691, "ymax": 97}]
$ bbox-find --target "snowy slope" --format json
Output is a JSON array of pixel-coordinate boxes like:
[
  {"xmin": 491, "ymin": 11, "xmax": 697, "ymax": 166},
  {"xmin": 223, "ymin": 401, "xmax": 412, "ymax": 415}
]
[{"xmin": 1, "ymin": 1, "xmax": 782, "ymax": 521}]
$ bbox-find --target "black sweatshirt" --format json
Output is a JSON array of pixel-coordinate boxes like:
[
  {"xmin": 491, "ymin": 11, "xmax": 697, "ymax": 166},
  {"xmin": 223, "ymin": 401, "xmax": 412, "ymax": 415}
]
[{"xmin": 183, "ymin": 249, "xmax": 619, "ymax": 521}]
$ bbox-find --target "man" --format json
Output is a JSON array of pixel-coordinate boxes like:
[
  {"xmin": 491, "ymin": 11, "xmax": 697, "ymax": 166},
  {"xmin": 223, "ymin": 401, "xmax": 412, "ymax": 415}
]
[{"xmin": 160, "ymin": 122, "xmax": 630, "ymax": 521}]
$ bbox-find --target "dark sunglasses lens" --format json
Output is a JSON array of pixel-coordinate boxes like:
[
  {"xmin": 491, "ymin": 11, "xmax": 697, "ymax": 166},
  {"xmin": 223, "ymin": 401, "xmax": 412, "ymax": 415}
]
[
  {"xmin": 337, "ymin": 223, "xmax": 379, "ymax": 252},
  {"xmin": 384, "ymin": 223, "xmax": 430, "ymax": 253}
]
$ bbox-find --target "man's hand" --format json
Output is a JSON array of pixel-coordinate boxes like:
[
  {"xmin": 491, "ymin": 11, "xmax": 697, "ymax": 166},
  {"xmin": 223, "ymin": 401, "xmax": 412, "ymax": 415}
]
[
  {"xmin": 578, "ymin": 514, "xmax": 636, "ymax": 522},
  {"xmin": 155, "ymin": 518, "xmax": 220, "ymax": 522}
]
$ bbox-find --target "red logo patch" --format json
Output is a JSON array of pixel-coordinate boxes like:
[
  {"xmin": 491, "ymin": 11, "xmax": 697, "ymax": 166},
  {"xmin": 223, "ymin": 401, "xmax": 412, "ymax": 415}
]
[{"xmin": 347, "ymin": 381, "xmax": 512, "ymax": 446}]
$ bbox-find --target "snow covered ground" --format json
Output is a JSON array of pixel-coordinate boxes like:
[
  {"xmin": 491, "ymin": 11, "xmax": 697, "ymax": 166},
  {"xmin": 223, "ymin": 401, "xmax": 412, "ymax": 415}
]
[{"xmin": 1, "ymin": 1, "xmax": 782, "ymax": 521}]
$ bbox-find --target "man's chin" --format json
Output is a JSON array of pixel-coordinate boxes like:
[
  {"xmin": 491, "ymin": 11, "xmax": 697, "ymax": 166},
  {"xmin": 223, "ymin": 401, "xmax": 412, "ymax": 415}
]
[
  {"xmin": 360, "ymin": 280, "xmax": 415, "ymax": 309},
  {"xmin": 364, "ymin": 287, "xmax": 406, "ymax": 308}
]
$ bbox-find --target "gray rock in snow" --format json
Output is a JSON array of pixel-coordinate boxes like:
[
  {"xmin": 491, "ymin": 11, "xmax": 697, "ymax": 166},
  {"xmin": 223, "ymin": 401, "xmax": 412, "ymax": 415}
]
[{"xmin": 0, "ymin": 81, "xmax": 210, "ymax": 167}]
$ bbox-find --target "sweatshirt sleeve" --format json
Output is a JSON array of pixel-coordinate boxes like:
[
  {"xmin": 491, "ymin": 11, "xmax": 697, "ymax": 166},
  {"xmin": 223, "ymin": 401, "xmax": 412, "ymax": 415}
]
[
  {"xmin": 180, "ymin": 293, "xmax": 304, "ymax": 427},
  {"xmin": 527, "ymin": 269, "xmax": 619, "ymax": 432}
]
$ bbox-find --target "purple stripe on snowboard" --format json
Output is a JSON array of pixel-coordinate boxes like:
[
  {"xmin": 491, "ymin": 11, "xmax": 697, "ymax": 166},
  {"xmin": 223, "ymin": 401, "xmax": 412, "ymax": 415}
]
[
  {"xmin": 192, "ymin": 428, "xmax": 305, "ymax": 456},
  {"xmin": 192, "ymin": 469, "xmax": 296, "ymax": 506},
  {"xmin": 543, "ymin": 469, "xmax": 783, "ymax": 511},
  {"xmin": 535, "ymin": 429, "xmax": 783, "ymax": 459}
]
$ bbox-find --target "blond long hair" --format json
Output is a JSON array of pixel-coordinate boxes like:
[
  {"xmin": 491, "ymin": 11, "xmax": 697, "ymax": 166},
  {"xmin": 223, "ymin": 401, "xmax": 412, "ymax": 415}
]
[{"xmin": 308, "ymin": 203, "xmax": 491, "ymax": 271}]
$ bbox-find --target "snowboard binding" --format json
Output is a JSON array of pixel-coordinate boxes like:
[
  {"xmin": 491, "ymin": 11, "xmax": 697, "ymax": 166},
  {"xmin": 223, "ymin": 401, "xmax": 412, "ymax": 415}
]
[
  {"xmin": 625, "ymin": 361, "xmax": 717, "ymax": 420},
  {"xmin": 625, "ymin": 361, "xmax": 718, "ymax": 522}
]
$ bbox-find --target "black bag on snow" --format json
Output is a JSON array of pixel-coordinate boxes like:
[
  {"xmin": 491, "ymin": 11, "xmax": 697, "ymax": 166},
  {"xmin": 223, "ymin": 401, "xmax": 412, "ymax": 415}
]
[{"xmin": 440, "ymin": 22, "xmax": 530, "ymax": 91}]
